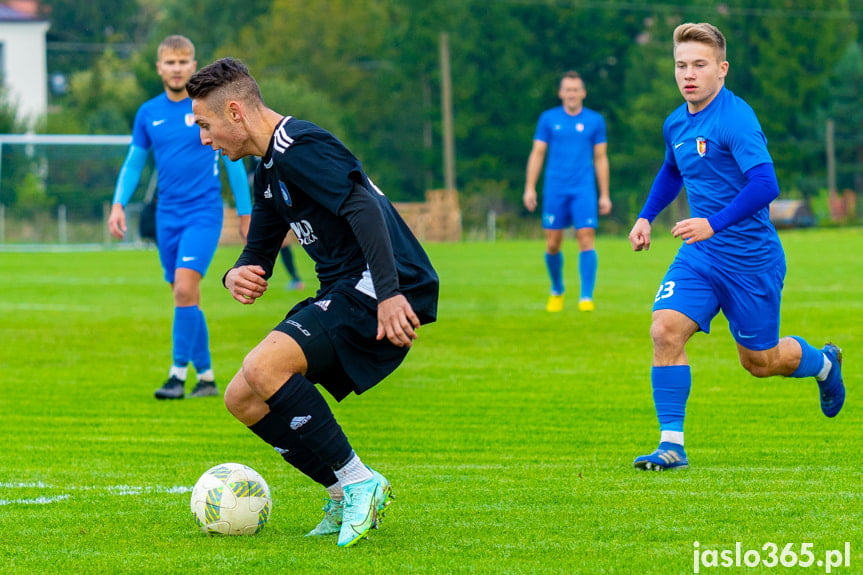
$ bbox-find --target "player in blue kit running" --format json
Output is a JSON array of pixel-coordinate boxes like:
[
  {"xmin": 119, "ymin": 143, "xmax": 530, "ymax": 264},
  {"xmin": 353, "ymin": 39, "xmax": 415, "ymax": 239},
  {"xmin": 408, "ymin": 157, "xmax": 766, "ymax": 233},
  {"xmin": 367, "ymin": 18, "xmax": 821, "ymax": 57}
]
[
  {"xmin": 186, "ymin": 58, "xmax": 439, "ymax": 547},
  {"xmin": 108, "ymin": 36, "xmax": 252, "ymax": 400},
  {"xmin": 524, "ymin": 71, "xmax": 611, "ymax": 312},
  {"xmin": 628, "ymin": 23, "xmax": 845, "ymax": 471}
]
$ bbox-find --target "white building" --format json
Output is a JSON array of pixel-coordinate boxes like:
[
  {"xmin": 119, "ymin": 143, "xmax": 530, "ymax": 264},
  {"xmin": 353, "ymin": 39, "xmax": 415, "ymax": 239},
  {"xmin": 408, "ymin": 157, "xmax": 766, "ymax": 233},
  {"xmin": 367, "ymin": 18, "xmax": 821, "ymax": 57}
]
[{"xmin": 0, "ymin": 4, "xmax": 49, "ymax": 127}]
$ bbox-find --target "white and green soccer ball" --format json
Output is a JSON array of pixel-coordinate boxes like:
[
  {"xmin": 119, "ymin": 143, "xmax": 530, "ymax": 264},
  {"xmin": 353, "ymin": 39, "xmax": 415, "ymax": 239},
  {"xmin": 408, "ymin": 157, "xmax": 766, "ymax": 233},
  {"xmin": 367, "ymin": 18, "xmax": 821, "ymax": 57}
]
[{"xmin": 190, "ymin": 463, "xmax": 272, "ymax": 535}]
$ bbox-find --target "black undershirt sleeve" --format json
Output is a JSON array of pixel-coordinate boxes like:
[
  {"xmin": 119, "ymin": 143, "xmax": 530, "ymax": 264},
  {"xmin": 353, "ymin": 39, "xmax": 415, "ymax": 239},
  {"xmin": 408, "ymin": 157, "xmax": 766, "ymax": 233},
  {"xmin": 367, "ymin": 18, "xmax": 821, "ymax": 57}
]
[{"xmin": 342, "ymin": 182, "xmax": 400, "ymax": 302}]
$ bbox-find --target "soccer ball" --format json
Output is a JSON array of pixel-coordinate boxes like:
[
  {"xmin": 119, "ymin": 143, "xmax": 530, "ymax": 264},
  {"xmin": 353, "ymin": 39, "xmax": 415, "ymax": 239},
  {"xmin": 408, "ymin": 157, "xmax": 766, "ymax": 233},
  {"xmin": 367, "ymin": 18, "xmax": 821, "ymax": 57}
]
[{"xmin": 190, "ymin": 463, "xmax": 272, "ymax": 535}]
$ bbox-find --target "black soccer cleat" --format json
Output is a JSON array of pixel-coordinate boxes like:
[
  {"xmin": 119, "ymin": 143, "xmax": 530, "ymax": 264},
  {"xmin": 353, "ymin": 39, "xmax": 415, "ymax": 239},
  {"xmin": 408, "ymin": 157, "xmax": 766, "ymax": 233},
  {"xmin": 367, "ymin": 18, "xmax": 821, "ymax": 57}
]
[
  {"xmin": 154, "ymin": 375, "xmax": 185, "ymax": 399},
  {"xmin": 188, "ymin": 380, "xmax": 219, "ymax": 398}
]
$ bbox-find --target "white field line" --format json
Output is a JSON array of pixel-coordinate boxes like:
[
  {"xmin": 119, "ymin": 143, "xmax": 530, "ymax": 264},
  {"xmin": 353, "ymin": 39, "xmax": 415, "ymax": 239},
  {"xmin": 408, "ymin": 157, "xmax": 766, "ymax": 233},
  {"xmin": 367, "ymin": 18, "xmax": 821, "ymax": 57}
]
[{"xmin": 0, "ymin": 482, "xmax": 192, "ymax": 505}]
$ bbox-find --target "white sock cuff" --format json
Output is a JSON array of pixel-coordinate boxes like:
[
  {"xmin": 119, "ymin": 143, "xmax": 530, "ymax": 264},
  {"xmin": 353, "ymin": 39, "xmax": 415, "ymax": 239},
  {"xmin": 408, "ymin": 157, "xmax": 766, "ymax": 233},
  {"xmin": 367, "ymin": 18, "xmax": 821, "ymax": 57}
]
[
  {"xmin": 660, "ymin": 430, "xmax": 685, "ymax": 446},
  {"xmin": 334, "ymin": 454, "xmax": 373, "ymax": 486},
  {"xmin": 817, "ymin": 356, "xmax": 832, "ymax": 381},
  {"xmin": 169, "ymin": 365, "xmax": 188, "ymax": 381}
]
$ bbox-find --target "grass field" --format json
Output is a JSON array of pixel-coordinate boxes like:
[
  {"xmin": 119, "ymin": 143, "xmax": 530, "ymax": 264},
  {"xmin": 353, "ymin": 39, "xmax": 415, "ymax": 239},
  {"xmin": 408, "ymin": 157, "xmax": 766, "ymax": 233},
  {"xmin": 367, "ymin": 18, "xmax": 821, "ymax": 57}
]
[{"xmin": 1, "ymin": 228, "xmax": 861, "ymax": 574}]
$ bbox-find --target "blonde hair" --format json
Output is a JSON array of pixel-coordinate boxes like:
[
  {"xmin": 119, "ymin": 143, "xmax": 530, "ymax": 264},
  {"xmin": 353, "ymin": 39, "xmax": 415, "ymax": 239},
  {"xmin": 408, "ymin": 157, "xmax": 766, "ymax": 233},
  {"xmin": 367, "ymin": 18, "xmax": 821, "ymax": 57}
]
[
  {"xmin": 157, "ymin": 35, "xmax": 195, "ymax": 60},
  {"xmin": 673, "ymin": 23, "xmax": 726, "ymax": 62}
]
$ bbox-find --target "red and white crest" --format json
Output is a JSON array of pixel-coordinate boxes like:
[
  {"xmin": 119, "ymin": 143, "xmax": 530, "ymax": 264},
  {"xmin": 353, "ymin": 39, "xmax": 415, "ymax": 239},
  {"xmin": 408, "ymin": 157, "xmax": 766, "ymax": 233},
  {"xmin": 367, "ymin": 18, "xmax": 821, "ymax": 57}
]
[{"xmin": 696, "ymin": 137, "xmax": 708, "ymax": 157}]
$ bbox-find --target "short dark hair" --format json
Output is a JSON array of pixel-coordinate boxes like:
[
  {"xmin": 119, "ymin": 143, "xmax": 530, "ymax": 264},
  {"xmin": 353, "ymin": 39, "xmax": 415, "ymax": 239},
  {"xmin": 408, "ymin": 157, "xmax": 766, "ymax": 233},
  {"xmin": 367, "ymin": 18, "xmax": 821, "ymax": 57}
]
[{"xmin": 186, "ymin": 57, "xmax": 264, "ymax": 108}]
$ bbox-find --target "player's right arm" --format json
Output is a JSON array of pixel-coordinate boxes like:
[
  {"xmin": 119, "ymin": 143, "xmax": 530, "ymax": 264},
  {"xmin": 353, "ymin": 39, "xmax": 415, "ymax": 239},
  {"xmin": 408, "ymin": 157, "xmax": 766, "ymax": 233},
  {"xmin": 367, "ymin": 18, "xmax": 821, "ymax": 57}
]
[
  {"xmin": 523, "ymin": 139, "xmax": 547, "ymax": 212},
  {"xmin": 108, "ymin": 144, "xmax": 149, "ymax": 239},
  {"xmin": 224, "ymin": 171, "xmax": 288, "ymax": 301},
  {"xmin": 224, "ymin": 265, "xmax": 268, "ymax": 304},
  {"xmin": 630, "ymin": 154, "xmax": 684, "ymax": 251}
]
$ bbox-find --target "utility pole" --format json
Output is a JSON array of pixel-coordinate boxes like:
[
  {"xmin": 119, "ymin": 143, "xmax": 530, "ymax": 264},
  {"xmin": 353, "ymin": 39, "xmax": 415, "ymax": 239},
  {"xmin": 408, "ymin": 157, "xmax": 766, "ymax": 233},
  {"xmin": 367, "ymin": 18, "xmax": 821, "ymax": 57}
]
[
  {"xmin": 439, "ymin": 32, "xmax": 456, "ymax": 191},
  {"xmin": 826, "ymin": 118, "xmax": 836, "ymax": 194}
]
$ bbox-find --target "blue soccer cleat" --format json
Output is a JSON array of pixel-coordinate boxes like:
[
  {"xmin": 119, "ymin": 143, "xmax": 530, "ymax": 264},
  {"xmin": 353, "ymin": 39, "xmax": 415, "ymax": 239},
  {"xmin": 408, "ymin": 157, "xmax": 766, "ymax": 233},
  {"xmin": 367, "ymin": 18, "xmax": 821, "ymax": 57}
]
[
  {"xmin": 819, "ymin": 343, "xmax": 845, "ymax": 418},
  {"xmin": 633, "ymin": 442, "xmax": 689, "ymax": 471}
]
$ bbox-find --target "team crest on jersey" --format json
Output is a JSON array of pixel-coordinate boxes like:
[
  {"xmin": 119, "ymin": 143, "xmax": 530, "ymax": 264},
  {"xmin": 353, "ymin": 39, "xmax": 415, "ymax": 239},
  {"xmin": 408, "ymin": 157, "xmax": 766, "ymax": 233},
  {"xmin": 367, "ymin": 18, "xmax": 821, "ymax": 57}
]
[
  {"xmin": 696, "ymin": 137, "xmax": 708, "ymax": 157},
  {"xmin": 185, "ymin": 113, "xmax": 195, "ymax": 127},
  {"xmin": 279, "ymin": 181, "xmax": 291, "ymax": 206},
  {"xmin": 575, "ymin": 122, "xmax": 585, "ymax": 132}
]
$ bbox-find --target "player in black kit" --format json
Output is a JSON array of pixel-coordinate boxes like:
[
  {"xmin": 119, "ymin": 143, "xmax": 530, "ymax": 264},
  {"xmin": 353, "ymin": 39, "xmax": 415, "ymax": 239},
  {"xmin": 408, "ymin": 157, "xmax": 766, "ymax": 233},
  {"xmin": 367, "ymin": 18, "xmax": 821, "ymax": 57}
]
[{"xmin": 187, "ymin": 58, "xmax": 439, "ymax": 548}]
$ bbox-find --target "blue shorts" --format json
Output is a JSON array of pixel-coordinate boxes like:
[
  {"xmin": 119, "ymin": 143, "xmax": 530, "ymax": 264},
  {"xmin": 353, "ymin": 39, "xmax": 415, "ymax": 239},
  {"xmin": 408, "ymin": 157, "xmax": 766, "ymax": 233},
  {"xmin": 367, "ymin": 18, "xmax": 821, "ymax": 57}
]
[
  {"xmin": 652, "ymin": 255, "xmax": 786, "ymax": 351},
  {"xmin": 156, "ymin": 208, "xmax": 223, "ymax": 283},
  {"xmin": 541, "ymin": 191, "xmax": 597, "ymax": 230}
]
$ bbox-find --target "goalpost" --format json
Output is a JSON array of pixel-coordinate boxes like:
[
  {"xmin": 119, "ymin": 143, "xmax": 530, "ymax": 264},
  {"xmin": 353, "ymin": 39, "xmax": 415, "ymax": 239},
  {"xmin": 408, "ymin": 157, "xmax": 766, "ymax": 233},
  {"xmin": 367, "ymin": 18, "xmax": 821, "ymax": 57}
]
[{"xmin": 0, "ymin": 133, "xmax": 159, "ymax": 248}]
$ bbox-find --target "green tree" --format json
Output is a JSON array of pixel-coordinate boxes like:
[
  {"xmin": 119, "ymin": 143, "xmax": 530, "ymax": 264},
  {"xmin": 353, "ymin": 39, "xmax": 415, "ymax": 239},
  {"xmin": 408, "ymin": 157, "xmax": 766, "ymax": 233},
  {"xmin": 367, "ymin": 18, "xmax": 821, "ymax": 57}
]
[
  {"xmin": 820, "ymin": 42, "xmax": 863, "ymax": 196},
  {"xmin": 40, "ymin": 0, "xmax": 142, "ymax": 73},
  {"xmin": 0, "ymin": 91, "xmax": 30, "ymax": 210},
  {"xmin": 61, "ymin": 49, "xmax": 145, "ymax": 134}
]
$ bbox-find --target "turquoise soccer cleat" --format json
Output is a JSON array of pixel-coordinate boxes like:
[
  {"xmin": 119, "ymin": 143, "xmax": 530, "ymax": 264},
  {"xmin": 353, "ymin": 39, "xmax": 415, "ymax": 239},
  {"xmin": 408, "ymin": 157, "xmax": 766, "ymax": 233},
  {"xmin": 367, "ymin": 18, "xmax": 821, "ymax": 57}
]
[
  {"xmin": 633, "ymin": 442, "xmax": 689, "ymax": 471},
  {"xmin": 337, "ymin": 469, "xmax": 392, "ymax": 547},
  {"xmin": 305, "ymin": 497, "xmax": 344, "ymax": 537},
  {"xmin": 368, "ymin": 468, "xmax": 393, "ymax": 528},
  {"xmin": 819, "ymin": 343, "xmax": 845, "ymax": 418}
]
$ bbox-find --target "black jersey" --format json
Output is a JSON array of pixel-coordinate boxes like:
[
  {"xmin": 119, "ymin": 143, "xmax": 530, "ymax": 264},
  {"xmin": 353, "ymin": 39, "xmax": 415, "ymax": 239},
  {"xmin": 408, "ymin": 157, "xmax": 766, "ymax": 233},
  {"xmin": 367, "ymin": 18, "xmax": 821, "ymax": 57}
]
[{"xmin": 233, "ymin": 116, "xmax": 438, "ymax": 324}]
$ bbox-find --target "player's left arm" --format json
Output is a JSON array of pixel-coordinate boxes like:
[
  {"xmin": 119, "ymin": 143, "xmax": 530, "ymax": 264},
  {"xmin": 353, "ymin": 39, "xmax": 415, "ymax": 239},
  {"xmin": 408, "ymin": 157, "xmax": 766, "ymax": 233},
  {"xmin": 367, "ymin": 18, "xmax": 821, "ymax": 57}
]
[
  {"xmin": 222, "ymin": 156, "xmax": 253, "ymax": 240},
  {"xmin": 672, "ymin": 163, "xmax": 779, "ymax": 244},
  {"xmin": 341, "ymin": 180, "xmax": 420, "ymax": 348},
  {"xmin": 593, "ymin": 142, "xmax": 611, "ymax": 215}
]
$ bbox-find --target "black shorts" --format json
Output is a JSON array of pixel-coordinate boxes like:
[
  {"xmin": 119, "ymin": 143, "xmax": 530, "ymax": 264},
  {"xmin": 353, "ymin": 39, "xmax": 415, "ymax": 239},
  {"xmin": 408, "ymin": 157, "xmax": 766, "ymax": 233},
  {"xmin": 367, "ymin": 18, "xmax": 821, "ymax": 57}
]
[{"xmin": 273, "ymin": 279, "xmax": 410, "ymax": 401}]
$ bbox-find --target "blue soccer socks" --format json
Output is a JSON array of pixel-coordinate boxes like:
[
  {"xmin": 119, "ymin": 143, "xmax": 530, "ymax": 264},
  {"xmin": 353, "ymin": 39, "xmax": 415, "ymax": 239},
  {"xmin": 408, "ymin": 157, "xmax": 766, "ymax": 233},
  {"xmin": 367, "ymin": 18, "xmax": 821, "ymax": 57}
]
[
  {"xmin": 636, "ymin": 366, "xmax": 692, "ymax": 470},
  {"xmin": 789, "ymin": 336, "xmax": 825, "ymax": 378},
  {"xmin": 545, "ymin": 252, "xmax": 564, "ymax": 295},
  {"xmin": 171, "ymin": 305, "xmax": 200, "ymax": 369},
  {"xmin": 579, "ymin": 249, "xmax": 598, "ymax": 300},
  {"xmin": 190, "ymin": 306, "xmax": 212, "ymax": 374},
  {"xmin": 788, "ymin": 336, "xmax": 845, "ymax": 417},
  {"xmin": 652, "ymin": 365, "xmax": 692, "ymax": 434}
]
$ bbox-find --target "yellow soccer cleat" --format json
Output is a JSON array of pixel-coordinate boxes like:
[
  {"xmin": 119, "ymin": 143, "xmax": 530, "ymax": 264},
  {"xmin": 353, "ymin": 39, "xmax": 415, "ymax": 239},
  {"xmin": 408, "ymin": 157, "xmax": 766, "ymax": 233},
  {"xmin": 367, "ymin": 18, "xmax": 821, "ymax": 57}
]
[
  {"xmin": 546, "ymin": 294, "xmax": 565, "ymax": 312},
  {"xmin": 578, "ymin": 298, "xmax": 595, "ymax": 312}
]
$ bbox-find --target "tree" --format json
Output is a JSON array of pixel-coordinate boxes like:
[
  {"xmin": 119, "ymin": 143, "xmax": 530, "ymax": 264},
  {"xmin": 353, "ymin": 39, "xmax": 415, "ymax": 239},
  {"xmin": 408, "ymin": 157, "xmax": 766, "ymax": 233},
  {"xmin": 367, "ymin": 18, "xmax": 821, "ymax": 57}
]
[
  {"xmin": 40, "ymin": 0, "xmax": 142, "ymax": 73},
  {"xmin": 820, "ymin": 42, "xmax": 863, "ymax": 196}
]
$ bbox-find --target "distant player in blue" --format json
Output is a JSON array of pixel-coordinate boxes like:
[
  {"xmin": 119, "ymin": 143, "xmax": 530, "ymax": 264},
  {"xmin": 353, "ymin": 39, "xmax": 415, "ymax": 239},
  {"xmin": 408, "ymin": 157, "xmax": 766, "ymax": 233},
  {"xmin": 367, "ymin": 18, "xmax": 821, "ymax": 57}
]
[
  {"xmin": 524, "ymin": 71, "xmax": 611, "ymax": 313},
  {"xmin": 628, "ymin": 23, "xmax": 845, "ymax": 471},
  {"xmin": 108, "ymin": 36, "xmax": 252, "ymax": 400}
]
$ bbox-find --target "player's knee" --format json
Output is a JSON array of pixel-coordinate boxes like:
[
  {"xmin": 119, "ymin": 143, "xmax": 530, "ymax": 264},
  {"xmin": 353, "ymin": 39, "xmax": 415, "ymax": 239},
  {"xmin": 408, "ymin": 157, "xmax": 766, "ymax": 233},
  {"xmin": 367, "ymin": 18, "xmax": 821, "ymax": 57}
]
[
  {"xmin": 240, "ymin": 350, "xmax": 300, "ymax": 399},
  {"xmin": 240, "ymin": 353, "xmax": 268, "ymax": 394},
  {"xmin": 223, "ymin": 376, "xmax": 246, "ymax": 419},
  {"xmin": 172, "ymin": 284, "xmax": 198, "ymax": 306},
  {"xmin": 739, "ymin": 355, "xmax": 771, "ymax": 378},
  {"xmin": 650, "ymin": 320, "xmax": 679, "ymax": 350}
]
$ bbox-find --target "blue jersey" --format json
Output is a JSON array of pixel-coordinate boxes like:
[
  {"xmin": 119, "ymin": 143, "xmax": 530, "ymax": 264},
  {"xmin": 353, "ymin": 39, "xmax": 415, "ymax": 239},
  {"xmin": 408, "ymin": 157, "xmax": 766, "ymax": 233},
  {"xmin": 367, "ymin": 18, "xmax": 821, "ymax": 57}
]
[
  {"xmin": 663, "ymin": 88, "xmax": 783, "ymax": 273},
  {"xmin": 131, "ymin": 93, "xmax": 223, "ymax": 218},
  {"xmin": 534, "ymin": 105, "xmax": 606, "ymax": 196}
]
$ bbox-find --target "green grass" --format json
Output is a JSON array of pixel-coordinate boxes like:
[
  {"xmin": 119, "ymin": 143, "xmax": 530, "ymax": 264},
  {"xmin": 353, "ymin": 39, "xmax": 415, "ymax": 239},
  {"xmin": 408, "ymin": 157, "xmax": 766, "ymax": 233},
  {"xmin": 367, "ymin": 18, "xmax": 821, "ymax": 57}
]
[{"xmin": 1, "ymin": 228, "xmax": 861, "ymax": 574}]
